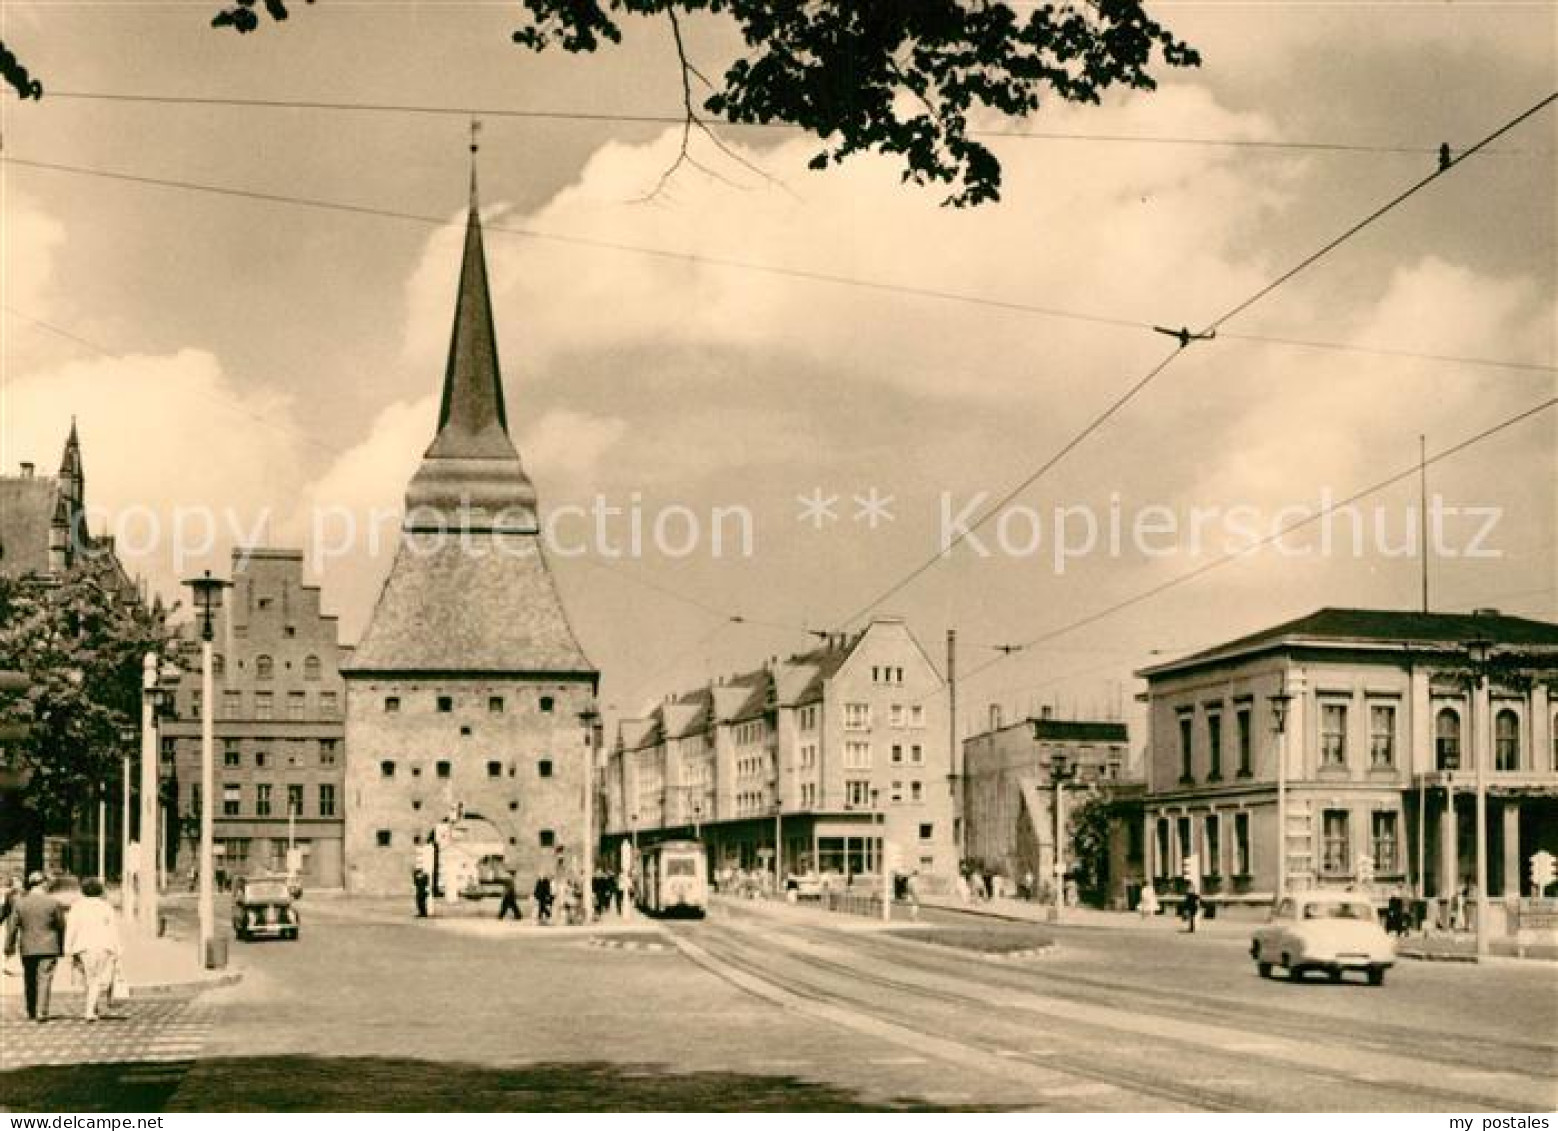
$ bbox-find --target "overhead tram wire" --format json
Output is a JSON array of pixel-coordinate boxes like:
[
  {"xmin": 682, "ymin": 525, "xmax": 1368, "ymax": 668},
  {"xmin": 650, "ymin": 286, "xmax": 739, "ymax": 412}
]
[
  {"xmin": 44, "ymin": 89, "xmax": 1546, "ymax": 157},
  {"xmin": 4, "ymin": 153, "xmax": 1550, "ymax": 383},
  {"xmin": 835, "ymin": 90, "xmax": 1558, "ymax": 630},
  {"xmin": 938, "ymin": 393, "xmax": 1558, "ymax": 702}
]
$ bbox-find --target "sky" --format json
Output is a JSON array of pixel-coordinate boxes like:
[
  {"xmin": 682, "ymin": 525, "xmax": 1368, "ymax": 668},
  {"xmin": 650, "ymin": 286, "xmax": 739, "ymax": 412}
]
[{"xmin": 2, "ymin": 0, "xmax": 1555, "ymax": 742}]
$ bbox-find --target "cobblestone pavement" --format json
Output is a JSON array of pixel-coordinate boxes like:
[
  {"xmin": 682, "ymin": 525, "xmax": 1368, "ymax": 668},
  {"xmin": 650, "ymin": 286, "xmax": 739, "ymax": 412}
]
[{"xmin": 1, "ymin": 997, "xmax": 214, "ymax": 1071}]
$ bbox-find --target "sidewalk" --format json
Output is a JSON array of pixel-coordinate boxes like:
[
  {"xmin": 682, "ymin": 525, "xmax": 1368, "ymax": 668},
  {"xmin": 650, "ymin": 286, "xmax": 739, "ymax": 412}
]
[
  {"xmin": 918, "ymin": 893, "xmax": 1254, "ymax": 937},
  {"xmin": 1, "ymin": 932, "xmax": 239, "ymax": 1004}
]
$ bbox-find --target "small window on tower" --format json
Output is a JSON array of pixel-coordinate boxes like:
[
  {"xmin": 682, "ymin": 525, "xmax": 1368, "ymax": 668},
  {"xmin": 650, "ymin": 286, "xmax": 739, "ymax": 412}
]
[
  {"xmin": 487, "ymin": 761, "xmax": 502, "ymax": 778},
  {"xmin": 538, "ymin": 759, "xmax": 553, "ymax": 778},
  {"xmin": 380, "ymin": 760, "xmax": 396, "ymax": 778},
  {"xmin": 436, "ymin": 760, "xmax": 451, "ymax": 779},
  {"xmin": 437, "ymin": 696, "xmax": 454, "ymax": 713},
  {"xmin": 489, "ymin": 696, "xmax": 505, "ymax": 714},
  {"xmin": 385, "ymin": 697, "xmax": 400, "ymax": 714},
  {"xmin": 539, "ymin": 829, "xmax": 556, "ymax": 848},
  {"xmin": 539, "ymin": 696, "xmax": 555, "ymax": 713},
  {"xmin": 376, "ymin": 830, "xmax": 392, "ymax": 847}
]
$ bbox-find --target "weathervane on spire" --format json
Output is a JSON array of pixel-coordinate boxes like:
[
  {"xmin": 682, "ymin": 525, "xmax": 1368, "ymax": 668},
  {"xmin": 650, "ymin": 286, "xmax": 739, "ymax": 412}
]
[{"xmin": 469, "ymin": 116, "xmax": 481, "ymax": 156}]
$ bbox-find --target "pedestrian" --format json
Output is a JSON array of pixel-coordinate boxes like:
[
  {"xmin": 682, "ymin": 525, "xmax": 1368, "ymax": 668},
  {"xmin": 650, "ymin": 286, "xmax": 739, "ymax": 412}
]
[
  {"xmin": 1139, "ymin": 882, "xmax": 1160, "ymax": 919},
  {"xmin": 413, "ymin": 867, "xmax": 430, "ymax": 918},
  {"xmin": 0, "ymin": 874, "xmax": 20, "ymax": 926},
  {"xmin": 3, "ymin": 872, "xmax": 67, "ymax": 1022},
  {"xmin": 1021, "ymin": 870, "xmax": 1035, "ymax": 902},
  {"xmin": 614, "ymin": 870, "xmax": 629, "ymax": 917},
  {"xmin": 533, "ymin": 874, "xmax": 553, "ymax": 924},
  {"xmin": 64, "ymin": 878, "xmax": 122, "ymax": 1022},
  {"xmin": 1182, "ymin": 888, "xmax": 1202, "ymax": 934},
  {"xmin": 1386, "ymin": 887, "xmax": 1406, "ymax": 937},
  {"xmin": 497, "ymin": 870, "xmax": 522, "ymax": 921}
]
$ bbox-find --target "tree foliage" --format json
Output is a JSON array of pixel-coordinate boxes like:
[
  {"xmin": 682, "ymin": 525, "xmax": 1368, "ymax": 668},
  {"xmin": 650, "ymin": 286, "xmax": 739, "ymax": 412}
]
[
  {"xmin": 0, "ymin": 568, "xmax": 172, "ymax": 828},
  {"xmin": 1067, "ymin": 788, "xmax": 1113, "ymax": 902},
  {"xmin": 203, "ymin": 0, "xmax": 1197, "ymax": 206}
]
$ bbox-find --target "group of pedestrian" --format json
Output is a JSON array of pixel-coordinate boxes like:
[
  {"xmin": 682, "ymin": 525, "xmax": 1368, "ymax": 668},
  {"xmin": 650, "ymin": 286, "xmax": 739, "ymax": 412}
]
[{"xmin": 2, "ymin": 871, "xmax": 125, "ymax": 1023}]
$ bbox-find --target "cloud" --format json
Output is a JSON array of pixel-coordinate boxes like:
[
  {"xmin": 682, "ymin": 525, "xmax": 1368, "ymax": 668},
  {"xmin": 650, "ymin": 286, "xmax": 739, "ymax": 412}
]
[{"xmin": 4, "ymin": 346, "xmax": 308, "ymax": 600}]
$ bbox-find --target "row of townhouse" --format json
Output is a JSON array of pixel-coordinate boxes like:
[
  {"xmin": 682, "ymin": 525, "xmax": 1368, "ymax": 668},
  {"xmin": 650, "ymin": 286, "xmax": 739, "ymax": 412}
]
[{"xmin": 602, "ymin": 617, "xmax": 959, "ymax": 883}]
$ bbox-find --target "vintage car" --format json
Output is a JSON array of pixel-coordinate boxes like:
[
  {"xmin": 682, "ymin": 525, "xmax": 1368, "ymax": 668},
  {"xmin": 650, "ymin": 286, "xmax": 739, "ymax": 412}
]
[
  {"xmin": 231, "ymin": 874, "xmax": 300, "ymax": 941},
  {"xmin": 1251, "ymin": 890, "xmax": 1394, "ymax": 985}
]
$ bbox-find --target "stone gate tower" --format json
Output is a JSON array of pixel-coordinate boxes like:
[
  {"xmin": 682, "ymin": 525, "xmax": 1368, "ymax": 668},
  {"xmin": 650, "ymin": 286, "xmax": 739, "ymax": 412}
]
[{"xmin": 343, "ymin": 159, "xmax": 598, "ymax": 895}]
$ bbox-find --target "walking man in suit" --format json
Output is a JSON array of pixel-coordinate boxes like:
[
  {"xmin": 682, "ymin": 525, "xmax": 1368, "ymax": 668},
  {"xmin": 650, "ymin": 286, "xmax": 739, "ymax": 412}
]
[{"xmin": 3, "ymin": 872, "xmax": 67, "ymax": 1022}]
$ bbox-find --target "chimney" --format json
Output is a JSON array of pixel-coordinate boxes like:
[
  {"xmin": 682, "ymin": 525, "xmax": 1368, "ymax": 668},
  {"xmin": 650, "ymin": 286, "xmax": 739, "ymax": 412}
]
[
  {"xmin": 20, "ymin": 462, "xmax": 34, "ymax": 478},
  {"xmin": 989, "ymin": 703, "xmax": 1003, "ymax": 732}
]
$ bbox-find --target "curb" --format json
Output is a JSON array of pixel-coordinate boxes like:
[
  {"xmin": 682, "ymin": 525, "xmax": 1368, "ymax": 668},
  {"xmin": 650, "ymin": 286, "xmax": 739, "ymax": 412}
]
[{"xmin": 129, "ymin": 969, "xmax": 245, "ymax": 997}]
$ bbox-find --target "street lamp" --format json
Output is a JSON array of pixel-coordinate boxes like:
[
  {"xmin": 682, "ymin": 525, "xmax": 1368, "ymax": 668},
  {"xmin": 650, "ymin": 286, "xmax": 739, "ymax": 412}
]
[
  {"xmin": 183, "ymin": 569, "xmax": 229, "ymax": 969},
  {"xmin": 1463, "ymin": 630, "xmax": 1494, "ymax": 958},
  {"xmin": 578, "ymin": 703, "xmax": 600, "ymax": 924},
  {"xmin": 1269, "ymin": 682, "xmax": 1293, "ymax": 902},
  {"xmin": 1047, "ymin": 750, "xmax": 1079, "ymax": 922}
]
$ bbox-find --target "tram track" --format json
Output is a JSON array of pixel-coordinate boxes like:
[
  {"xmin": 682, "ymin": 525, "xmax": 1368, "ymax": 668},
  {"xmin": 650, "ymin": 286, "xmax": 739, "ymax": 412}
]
[
  {"xmin": 825, "ymin": 919, "xmax": 1558, "ymax": 1079},
  {"xmin": 673, "ymin": 916, "xmax": 1553, "ymax": 1112}
]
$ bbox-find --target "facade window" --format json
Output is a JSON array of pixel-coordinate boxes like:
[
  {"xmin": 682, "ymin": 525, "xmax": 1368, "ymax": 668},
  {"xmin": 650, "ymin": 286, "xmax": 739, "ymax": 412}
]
[
  {"xmin": 1178, "ymin": 713, "xmax": 1193, "ymax": 782},
  {"xmin": 223, "ymin": 690, "xmax": 242, "ymax": 719},
  {"xmin": 255, "ymin": 692, "xmax": 273, "ymax": 721},
  {"xmin": 1176, "ymin": 817, "xmax": 1192, "ymax": 875},
  {"xmin": 304, "ymin": 655, "xmax": 321, "ymax": 681},
  {"xmin": 910, "ymin": 705, "xmax": 925, "ymax": 728},
  {"xmin": 891, "ymin": 744, "xmax": 904, "ymax": 765},
  {"xmin": 380, "ymin": 760, "xmax": 396, "ymax": 778},
  {"xmin": 844, "ymin": 742, "xmax": 871, "ymax": 770},
  {"xmin": 212, "ymin": 654, "xmax": 225, "ymax": 677},
  {"xmin": 1495, "ymin": 709, "xmax": 1520, "ymax": 772},
  {"xmin": 224, "ymin": 838, "xmax": 250, "ymax": 870},
  {"xmin": 911, "ymin": 744, "xmax": 923, "ymax": 765},
  {"xmin": 539, "ymin": 829, "xmax": 556, "ymax": 848},
  {"xmin": 1206, "ymin": 712, "xmax": 1223, "ymax": 780},
  {"xmin": 254, "ymin": 750, "xmax": 268, "ymax": 769},
  {"xmin": 1155, "ymin": 818, "xmax": 1171, "ymax": 878},
  {"xmin": 376, "ymin": 829, "xmax": 392, "ymax": 847},
  {"xmin": 539, "ymin": 696, "xmax": 554, "ymax": 713},
  {"xmin": 538, "ymin": 759, "xmax": 553, "ymax": 778},
  {"xmin": 223, "ymin": 740, "xmax": 241, "ymax": 768},
  {"xmin": 845, "ymin": 780, "xmax": 871, "ymax": 808},
  {"xmin": 910, "ymin": 780, "xmax": 923, "ymax": 803},
  {"xmin": 256, "ymin": 655, "xmax": 274, "ymax": 680},
  {"xmin": 1233, "ymin": 812, "xmax": 1251, "ymax": 875},
  {"xmin": 318, "ymin": 783, "xmax": 336, "ymax": 817},
  {"xmin": 1320, "ymin": 703, "xmax": 1347, "ymax": 767},
  {"xmin": 287, "ymin": 783, "xmax": 304, "ymax": 816},
  {"xmin": 223, "ymin": 783, "xmax": 241, "ymax": 817},
  {"xmin": 161, "ymin": 737, "xmax": 176, "ymax": 762},
  {"xmin": 489, "ymin": 696, "xmax": 505, "ymax": 714},
  {"xmin": 437, "ymin": 696, "xmax": 453, "ymax": 713},
  {"xmin": 1371, "ymin": 811, "xmax": 1398, "ymax": 873},
  {"xmin": 320, "ymin": 691, "xmax": 338, "ymax": 717},
  {"xmin": 256, "ymin": 784, "xmax": 272, "ymax": 817},
  {"xmin": 288, "ymin": 691, "xmax": 307, "ymax": 720},
  {"xmin": 890, "ymin": 781, "xmax": 904, "ymax": 803},
  {"xmin": 1369, "ymin": 703, "xmax": 1396, "ymax": 769},
  {"xmin": 1322, "ymin": 809, "xmax": 1350, "ymax": 874},
  {"xmin": 919, "ymin": 823, "xmax": 934, "ymax": 841},
  {"xmin": 191, "ymin": 690, "xmax": 202, "ymax": 719},
  {"xmin": 487, "ymin": 760, "xmax": 502, "ymax": 778},
  {"xmin": 385, "ymin": 696, "xmax": 401, "ymax": 714},
  {"xmin": 889, "ymin": 704, "xmax": 905, "ymax": 727},
  {"xmin": 844, "ymin": 703, "xmax": 871, "ymax": 730},
  {"xmin": 1203, "ymin": 814, "xmax": 1221, "ymax": 876},
  {"xmin": 1435, "ymin": 708, "xmax": 1461, "ymax": 771},
  {"xmin": 436, "ymin": 760, "xmax": 451, "ymax": 779},
  {"xmin": 191, "ymin": 784, "xmax": 202, "ymax": 816},
  {"xmin": 1235, "ymin": 708, "xmax": 1252, "ymax": 776},
  {"xmin": 319, "ymin": 739, "xmax": 338, "ymax": 765}
]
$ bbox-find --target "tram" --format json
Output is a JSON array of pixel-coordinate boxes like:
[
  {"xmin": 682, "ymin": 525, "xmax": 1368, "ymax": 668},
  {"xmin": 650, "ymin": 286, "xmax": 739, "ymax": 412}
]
[{"xmin": 637, "ymin": 839, "xmax": 708, "ymax": 917}]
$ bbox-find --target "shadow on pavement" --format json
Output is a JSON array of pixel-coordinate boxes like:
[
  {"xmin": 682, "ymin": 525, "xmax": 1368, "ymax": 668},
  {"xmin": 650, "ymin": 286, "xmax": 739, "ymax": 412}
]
[{"xmin": 3, "ymin": 1056, "xmax": 981, "ymax": 1112}]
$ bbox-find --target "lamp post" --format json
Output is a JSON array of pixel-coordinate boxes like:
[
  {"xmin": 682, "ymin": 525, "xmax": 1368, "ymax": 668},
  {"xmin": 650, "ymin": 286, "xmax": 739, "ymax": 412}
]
[
  {"xmin": 183, "ymin": 569, "xmax": 229, "ymax": 968},
  {"xmin": 1047, "ymin": 751, "xmax": 1078, "ymax": 922},
  {"xmin": 579, "ymin": 703, "xmax": 600, "ymax": 924},
  {"xmin": 1463, "ymin": 631, "xmax": 1494, "ymax": 958},
  {"xmin": 1269, "ymin": 682, "xmax": 1293, "ymax": 903},
  {"xmin": 138, "ymin": 652, "xmax": 160, "ymax": 937},
  {"xmin": 118, "ymin": 726, "xmax": 135, "ymax": 925}
]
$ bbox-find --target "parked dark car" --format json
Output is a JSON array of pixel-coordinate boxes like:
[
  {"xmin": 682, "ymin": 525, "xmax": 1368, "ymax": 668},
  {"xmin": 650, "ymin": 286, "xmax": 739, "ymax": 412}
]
[{"xmin": 231, "ymin": 874, "xmax": 300, "ymax": 941}]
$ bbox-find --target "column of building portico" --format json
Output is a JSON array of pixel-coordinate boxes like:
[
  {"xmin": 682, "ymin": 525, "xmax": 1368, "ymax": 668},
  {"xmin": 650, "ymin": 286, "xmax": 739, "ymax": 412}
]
[
  {"xmin": 1409, "ymin": 666, "xmax": 1432, "ymax": 896},
  {"xmin": 1439, "ymin": 782, "xmax": 1458, "ymax": 900},
  {"xmin": 1502, "ymin": 800, "xmax": 1521, "ymax": 898}
]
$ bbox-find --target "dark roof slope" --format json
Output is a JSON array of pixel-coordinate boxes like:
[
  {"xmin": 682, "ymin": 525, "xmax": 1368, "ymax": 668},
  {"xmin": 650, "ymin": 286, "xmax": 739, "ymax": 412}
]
[{"xmin": 347, "ymin": 537, "xmax": 594, "ymax": 675}]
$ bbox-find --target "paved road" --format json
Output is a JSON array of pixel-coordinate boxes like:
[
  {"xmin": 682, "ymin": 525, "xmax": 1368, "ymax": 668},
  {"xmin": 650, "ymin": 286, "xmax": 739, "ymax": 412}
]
[{"xmin": 3, "ymin": 895, "xmax": 1552, "ymax": 1111}]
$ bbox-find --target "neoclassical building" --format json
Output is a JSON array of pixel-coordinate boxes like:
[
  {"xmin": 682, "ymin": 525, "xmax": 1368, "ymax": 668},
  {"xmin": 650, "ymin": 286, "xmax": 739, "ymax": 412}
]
[
  {"xmin": 343, "ymin": 163, "xmax": 598, "ymax": 895},
  {"xmin": 1138, "ymin": 607, "xmax": 1558, "ymax": 929}
]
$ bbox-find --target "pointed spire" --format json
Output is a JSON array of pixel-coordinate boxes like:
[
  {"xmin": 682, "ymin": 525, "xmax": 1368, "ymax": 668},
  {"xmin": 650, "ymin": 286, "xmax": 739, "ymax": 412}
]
[{"xmin": 403, "ymin": 136, "xmax": 538, "ymax": 532}]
